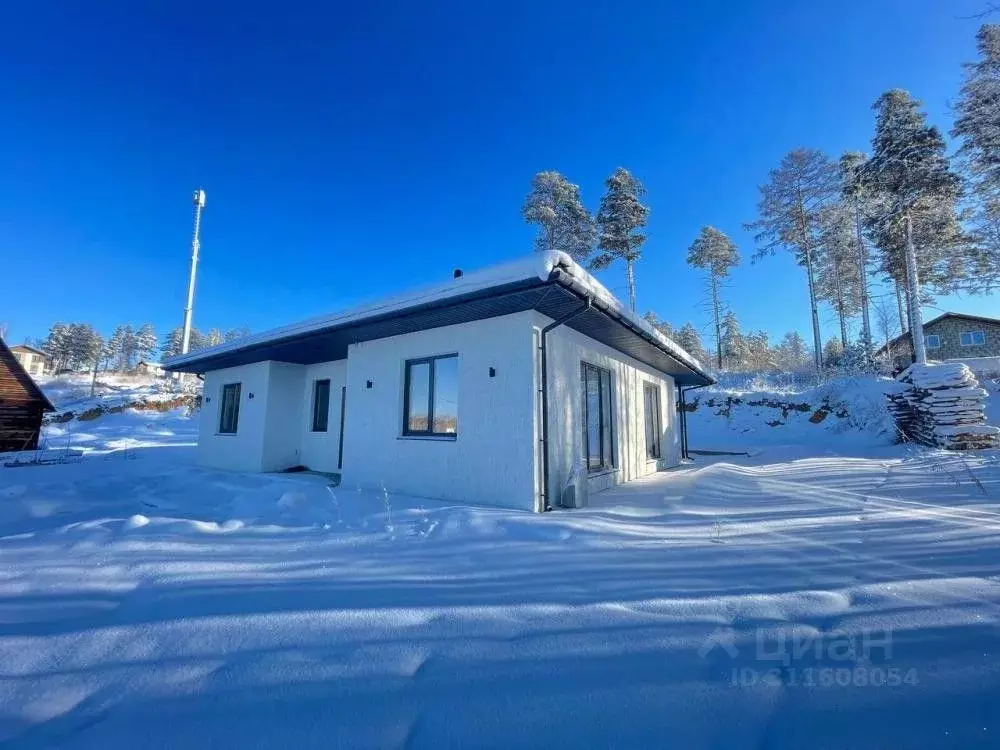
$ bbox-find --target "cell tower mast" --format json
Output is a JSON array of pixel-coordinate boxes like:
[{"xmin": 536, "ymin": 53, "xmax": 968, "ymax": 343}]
[{"xmin": 181, "ymin": 189, "xmax": 207, "ymax": 355}]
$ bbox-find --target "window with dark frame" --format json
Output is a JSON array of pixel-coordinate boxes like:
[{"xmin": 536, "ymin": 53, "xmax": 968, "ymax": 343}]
[
  {"xmin": 218, "ymin": 383, "xmax": 241, "ymax": 434},
  {"xmin": 581, "ymin": 363, "xmax": 615, "ymax": 472},
  {"xmin": 403, "ymin": 354, "xmax": 458, "ymax": 436},
  {"xmin": 644, "ymin": 382, "xmax": 662, "ymax": 460},
  {"xmin": 312, "ymin": 379, "xmax": 331, "ymax": 432}
]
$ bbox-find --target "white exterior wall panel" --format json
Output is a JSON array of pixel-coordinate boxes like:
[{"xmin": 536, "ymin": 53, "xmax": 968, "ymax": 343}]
[
  {"xmin": 199, "ymin": 362, "xmax": 272, "ymax": 473},
  {"xmin": 536, "ymin": 314, "xmax": 679, "ymax": 502},
  {"xmin": 340, "ymin": 312, "xmax": 537, "ymax": 511},
  {"xmin": 261, "ymin": 362, "xmax": 306, "ymax": 472},
  {"xmin": 300, "ymin": 361, "xmax": 348, "ymax": 473}
]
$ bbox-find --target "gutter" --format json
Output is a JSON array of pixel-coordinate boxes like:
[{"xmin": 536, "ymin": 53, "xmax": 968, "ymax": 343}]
[
  {"xmin": 548, "ymin": 268, "xmax": 715, "ymax": 387},
  {"xmin": 538, "ymin": 296, "xmax": 592, "ymax": 512},
  {"xmin": 678, "ymin": 384, "xmax": 710, "ymax": 459}
]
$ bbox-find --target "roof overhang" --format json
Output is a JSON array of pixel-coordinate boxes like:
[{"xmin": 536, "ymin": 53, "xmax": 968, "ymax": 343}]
[{"xmin": 165, "ymin": 263, "xmax": 714, "ymax": 386}]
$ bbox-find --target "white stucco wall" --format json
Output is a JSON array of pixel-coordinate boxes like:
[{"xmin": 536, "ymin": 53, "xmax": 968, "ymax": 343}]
[
  {"xmin": 199, "ymin": 361, "xmax": 272, "ymax": 472},
  {"xmin": 340, "ymin": 311, "xmax": 537, "ymax": 511},
  {"xmin": 199, "ymin": 359, "xmax": 348, "ymax": 474},
  {"xmin": 299, "ymin": 361, "xmax": 347, "ymax": 473},
  {"xmin": 536, "ymin": 314, "xmax": 679, "ymax": 503},
  {"xmin": 261, "ymin": 362, "xmax": 306, "ymax": 472}
]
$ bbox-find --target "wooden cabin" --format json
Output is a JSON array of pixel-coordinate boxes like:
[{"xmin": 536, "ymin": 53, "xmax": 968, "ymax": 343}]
[{"xmin": 0, "ymin": 338, "xmax": 55, "ymax": 452}]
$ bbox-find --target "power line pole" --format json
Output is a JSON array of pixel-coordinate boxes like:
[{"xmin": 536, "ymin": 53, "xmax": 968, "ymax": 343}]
[{"xmin": 181, "ymin": 189, "xmax": 207, "ymax": 355}]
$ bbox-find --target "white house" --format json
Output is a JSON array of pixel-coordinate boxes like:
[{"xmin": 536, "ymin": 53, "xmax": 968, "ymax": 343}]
[
  {"xmin": 164, "ymin": 252, "xmax": 713, "ymax": 512},
  {"xmin": 9, "ymin": 345, "xmax": 49, "ymax": 377},
  {"xmin": 135, "ymin": 360, "xmax": 166, "ymax": 377}
]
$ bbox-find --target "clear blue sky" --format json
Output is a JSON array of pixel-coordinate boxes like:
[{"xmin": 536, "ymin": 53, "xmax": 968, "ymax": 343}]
[{"xmin": 2, "ymin": 0, "xmax": 996, "ymax": 348}]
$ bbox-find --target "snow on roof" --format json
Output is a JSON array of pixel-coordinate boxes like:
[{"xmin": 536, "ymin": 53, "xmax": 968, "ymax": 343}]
[{"xmin": 164, "ymin": 251, "xmax": 711, "ymax": 381}]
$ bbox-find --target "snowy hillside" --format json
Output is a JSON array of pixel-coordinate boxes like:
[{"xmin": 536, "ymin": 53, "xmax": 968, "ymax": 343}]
[
  {"xmin": 31, "ymin": 373, "xmax": 199, "ymax": 457},
  {"xmin": 686, "ymin": 375, "xmax": 901, "ymax": 457},
  {"xmin": 0, "ymin": 374, "xmax": 998, "ymax": 747}
]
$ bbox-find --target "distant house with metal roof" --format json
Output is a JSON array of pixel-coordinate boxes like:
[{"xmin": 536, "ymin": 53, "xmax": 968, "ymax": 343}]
[
  {"xmin": 9, "ymin": 344, "xmax": 50, "ymax": 377},
  {"xmin": 877, "ymin": 312, "xmax": 1000, "ymax": 370},
  {"xmin": 165, "ymin": 252, "xmax": 713, "ymax": 512}
]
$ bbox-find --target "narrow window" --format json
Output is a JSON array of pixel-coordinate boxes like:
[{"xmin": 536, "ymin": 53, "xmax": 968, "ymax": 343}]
[
  {"xmin": 219, "ymin": 383, "xmax": 241, "ymax": 434},
  {"xmin": 312, "ymin": 379, "xmax": 331, "ymax": 432},
  {"xmin": 644, "ymin": 382, "xmax": 662, "ymax": 459},
  {"xmin": 403, "ymin": 354, "xmax": 458, "ymax": 436},
  {"xmin": 925, "ymin": 334, "xmax": 941, "ymax": 350},
  {"xmin": 581, "ymin": 363, "xmax": 615, "ymax": 471}
]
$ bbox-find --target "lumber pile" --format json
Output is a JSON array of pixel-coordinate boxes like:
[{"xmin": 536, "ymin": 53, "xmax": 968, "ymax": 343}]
[{"xmin": 888, "ymin": 362, "xmax": 1000, "ymax": 450}]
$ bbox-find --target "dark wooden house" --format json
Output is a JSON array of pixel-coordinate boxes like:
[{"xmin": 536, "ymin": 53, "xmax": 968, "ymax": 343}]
[{"xmin": 0, "ymin": 338, "xmax": 55, "ymax": 452}]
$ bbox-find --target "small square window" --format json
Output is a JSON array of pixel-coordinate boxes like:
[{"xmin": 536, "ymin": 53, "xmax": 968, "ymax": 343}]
[
  {"xmin": 925, "ymin": 334, "xmax": 941, "ymax": 349},
  {"xmin": 312, "ymin": 379, "xmax": 330, "ymax": 432}
]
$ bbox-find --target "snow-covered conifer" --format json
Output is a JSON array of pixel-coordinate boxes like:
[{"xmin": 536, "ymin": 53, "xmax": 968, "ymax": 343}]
[
  {"xmin": 591, "ymin": 168, "xmax": 649, "ymax": 312},
  {"xmin": 686, "ymin": 226, "xmax": 739, "ymax": 369}
]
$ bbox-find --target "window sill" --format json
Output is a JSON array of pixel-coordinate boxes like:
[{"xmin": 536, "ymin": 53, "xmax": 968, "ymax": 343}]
[
  {"xmin": 587, "ymin": 467, "xmax": 619, "ymax": 478},
  {"xmin": 215, "ymin": 433, "xmax": 238, "ymax": 437},
  {"xmin": 398, "ymin": 434, "xmax": 458, "ymax": 442}
]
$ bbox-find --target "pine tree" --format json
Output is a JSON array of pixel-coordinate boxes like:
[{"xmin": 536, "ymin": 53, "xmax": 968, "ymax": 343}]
[
  {"xmin": 686, "ymin": 226, "xmax": 740, "ymax": 369},
  {"xmin": 44, "ymin": 323, "xmax": 71, "ymax": 371},
  {"xmin": 674, "ymin": 322, "xmax": 709, "ymax": 366},
  {"xmin": 107, "ymin": 325, "xmax": 128, "ymax": 372},
  {"xmin": 161, "ymin": 327, "xmax": 185, "ymax": 359},
  {"xmin": 521, "ymin": 171, "xmax": 596, "ymax": 262},
  {"xmin": 65, "ymin": 324, "xmax": 102, "ymax": 371},
  {"xmin": 953, "ymin": 25, "xmax": 1000, "ymax": 290},
  {"xmin": 135, "ymin": 324, "xmax": 158, "ymax": 363},
  {"xmin": 642, "ymin": 312, "xmax": 674, "ymax": 339},
  {"xmin": 204, "ymin": 328, "xmax": 224, "ymax": 347},
  {"xmin": 224, "ymin": 326, "xmax": 252, "ymax": 343},
  {"xmin": 863, "ymin": 89, "xmax": 964, "ymax": 364},
  {"xmin": 719, "ymin": 310, "xmax": 749, "ymax": 371},
  {"xmin": 822, "ymin": 337, "xmax": 845, "ymax": 369},
  {"xmin": 774, "ymin": 331, "xmax": 811, "ymax": 372},
  {"xmin": 591, "ymin": 168, "xmax": 650, "ymax": 312},
  {"xmin": 745, "ymin": 330, "xmax": 775, "ymax": 372},
  {"xmin": 746, "ymin": 148, "xmax": 839, "ymax": 371},
  {"xmin": 815, "ymin": 202, "xmax": 863, "ymax": 348},
  {"xmin": 839, "ymin": 151, "xmax": 876, "ymax": 361}
]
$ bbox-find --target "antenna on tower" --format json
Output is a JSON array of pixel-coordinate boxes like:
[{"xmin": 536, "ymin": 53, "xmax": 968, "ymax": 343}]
[{"xmin": 181, "ymin": 189, "xmax": 207, "ymax": 355}]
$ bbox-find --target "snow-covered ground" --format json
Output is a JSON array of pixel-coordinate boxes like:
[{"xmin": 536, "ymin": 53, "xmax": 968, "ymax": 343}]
[{"xmin": 0, "ymin": 377, "xmax": 998, "ymax": 747}]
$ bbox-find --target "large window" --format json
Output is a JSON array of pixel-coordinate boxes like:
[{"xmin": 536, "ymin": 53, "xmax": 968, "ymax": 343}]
[
  {"xmin": 644, "ymin": 382, "xmax": 662, "ymax": 460},
  {"xmin": 218, "ymin": 383, "xmax": 241, "ymax": 434},
  {"xmin": 403, "ymin": 354, "xmax": 458, "ymax": 436},
  {"xmin": 581, "ymin": 363, "xmax": 614, "ymax": 472},
  {"xmin": 925, "ymin": 334, "xmax": 941, "ymax": 350},
  {"xmin": 312, "ymin": 379, "xmax": 331, "ymax": 432},
  {"xmin": 960, "ymin": 331, "xmax": 986, "ymax": 347}
]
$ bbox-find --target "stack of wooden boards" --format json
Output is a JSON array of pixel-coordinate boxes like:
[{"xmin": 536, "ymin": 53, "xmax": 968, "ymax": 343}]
[{"xmin": 888, "ymin": 362, "xmax": 999, "ymax": 450}]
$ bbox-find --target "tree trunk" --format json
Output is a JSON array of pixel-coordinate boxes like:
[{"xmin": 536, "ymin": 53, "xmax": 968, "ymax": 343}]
[
  {"xmin": 904, "ymin": 213, "xmax": 927, "ymax": 365},
  {"xmin": 832, "ymin": 255, "xmax": 848, "ymax": 348},
  {"xmin": 803, "ymin": 245, "xmax": 824, "ymax": 371},
  {"xmin": 854, "ymin": 205, "xmax": 874, "ymax": 364},
  {"xmin": 895, "ymin": 282, "xmax": 907, "ymax": 335},
  {"xmin": 625, "ymin": 259, "xmax": 636, "ymax": 313},
  {"xmin": 710, "ymin": 273, "xmax": 723, "ymax": 370}
]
